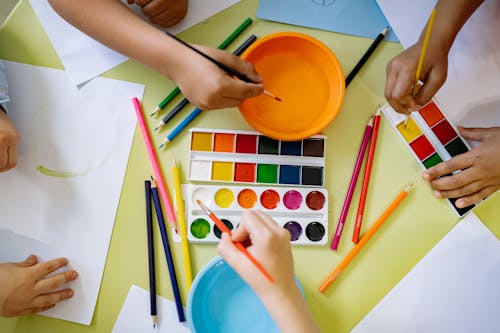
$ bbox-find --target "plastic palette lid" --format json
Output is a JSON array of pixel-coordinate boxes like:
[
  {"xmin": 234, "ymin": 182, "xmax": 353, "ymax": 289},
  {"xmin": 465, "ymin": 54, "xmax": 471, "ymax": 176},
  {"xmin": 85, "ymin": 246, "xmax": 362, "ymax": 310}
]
[{"xmin": 239, "ymin": 32, "xmax": 345, "ymax": 141}]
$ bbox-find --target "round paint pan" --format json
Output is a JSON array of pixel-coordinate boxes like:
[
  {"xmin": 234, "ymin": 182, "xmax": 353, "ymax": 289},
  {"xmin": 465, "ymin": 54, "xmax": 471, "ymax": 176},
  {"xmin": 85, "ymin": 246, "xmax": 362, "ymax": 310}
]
[
  {"xmin": 187, "ymin": 256, "xmax": 304, "ymax": 333},
  {"xmin": 239, "ymin": 32, "xmax": 345, "ymax": 141}
]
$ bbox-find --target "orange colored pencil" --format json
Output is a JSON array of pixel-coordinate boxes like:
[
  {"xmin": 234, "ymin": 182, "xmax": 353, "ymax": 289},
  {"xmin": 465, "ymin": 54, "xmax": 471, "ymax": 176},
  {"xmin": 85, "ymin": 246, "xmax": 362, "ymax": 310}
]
[
  {"xmin": 319, "ymin": 183, "xmax": 414, "ymax": 293},
  {"xmin": 196, "ymin": 200, "xmax": 274, "ymax": 283},
  {"xmin": 353, "ymin": 107, "xmax": 381, "ymax": 243}
]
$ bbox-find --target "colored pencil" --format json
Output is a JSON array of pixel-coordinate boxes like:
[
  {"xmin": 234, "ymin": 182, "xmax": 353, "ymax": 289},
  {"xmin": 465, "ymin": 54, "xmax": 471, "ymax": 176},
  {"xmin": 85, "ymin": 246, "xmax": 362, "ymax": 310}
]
[
  {"xmin": 353, "ymin": 107, "xmax": 381, "ymax": 244},
  {"xmin": 171, "ymin": 158, "xmax": 193, "ymax": 290},
  {"xmin": 345, "ymin": 26, "xmax": 389, "ymax": 87},
  {"xmin": 404, "ymin": 8, "xmax": 437, "ymax": 126},
  {"xmin": 330, "ymin": 117, "xmax": 373, "ymax": 251},
  {"xmin": 132, "ymin": 97, "xmax": 177, "ymax": 229},
  {"xmin": 151, "ymin": 179, "xmax": 185, "ymax": 322},
  {"xmin": 167, "ymin": 32, "xmax": 281, "ymax": 102},
  {"xmin": 196, "ymin": 199, "xmax": 274, "ymax": 283},
  {"xmin": 413, "ymin": 8, "xmax": 437, "ymax": 97},
  {"xmin": 150, "ymin": 17, "xmax": 253, "ymax": 117},
  {"xmin": 154, "ymin": 98, "xmax": 190, "ymax": 132},
  {"xmin": 144, "ymin": 180, "xmax": 157, "ymax": 327},
  {"xmin": 158, "ymin": 34, "xmax": 258, "ymax": 149},
  {"xmin": 320, "ymin": 183, "xmax": 414, "ymax": 293}
]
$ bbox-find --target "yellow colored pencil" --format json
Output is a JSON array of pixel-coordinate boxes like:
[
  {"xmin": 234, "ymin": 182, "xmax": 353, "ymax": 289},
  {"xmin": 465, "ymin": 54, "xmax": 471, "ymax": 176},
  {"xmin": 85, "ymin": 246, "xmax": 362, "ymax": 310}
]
[
  {"xmin": 319, "ymin": 183, "xmax": 414, "ymax": 293},
  {"xmin": 413, "ymin": 8, "xmax": 437, "ymax": 97},
  {"xmin": 404, "ymin": 8, "xmax": 437, "ymax": 126},
  {"xmin": 172, "ymin": 158, "xmax": 193, "ymax": 289}
]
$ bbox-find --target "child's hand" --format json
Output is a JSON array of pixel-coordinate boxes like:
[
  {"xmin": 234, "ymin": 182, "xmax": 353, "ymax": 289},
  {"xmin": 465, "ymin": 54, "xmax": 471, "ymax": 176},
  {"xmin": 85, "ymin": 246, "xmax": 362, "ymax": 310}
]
[
  {"xmin": 385, "ymin": 42, "xmax": 448, "ymax": 115},
  {"xmin": 218, "ymin": 211, "xmax": 321, "ymax": 333},
  {"xmin": 0, "ymin": 255, "xmax": 78, "ymax": 317},
  {"xmin": 422, "ymin": 126, "xmax": 500, "ymax": 208},
  {"xmin": 217, "ymin": 210, "xmax": 295, "ymax": 298},
  {"xmin": 0, "ymin": 110, "xmax": 20, "ymax": 172},
  {"xmin": 169, "ymin": 45, "xmax": 264, "ymax": 110},
  {"xmin": 131, "ymin": 0, "xmax": 188, "ymax": 27}
]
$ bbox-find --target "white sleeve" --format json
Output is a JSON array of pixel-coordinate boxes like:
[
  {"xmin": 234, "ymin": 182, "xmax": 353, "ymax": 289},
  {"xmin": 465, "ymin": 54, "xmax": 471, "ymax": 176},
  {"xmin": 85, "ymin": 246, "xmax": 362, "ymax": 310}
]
[{"xmin": 0, "ymin": 61, "xmax": 10, "ymax": 112}]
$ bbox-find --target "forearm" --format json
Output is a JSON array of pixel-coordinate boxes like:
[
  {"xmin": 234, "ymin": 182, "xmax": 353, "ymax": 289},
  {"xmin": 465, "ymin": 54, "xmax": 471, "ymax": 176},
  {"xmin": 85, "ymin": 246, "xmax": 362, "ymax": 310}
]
[
  {"xmin": 422, "ymin": 0, "xmax": 485, "ymax": 52},
  {"xmin": 48, "ymin": 0, "xmax": 186, "ymax": 79},
  {"xmin": 261, "ymin": 286, "xmax": 321, "ymax": 333}
]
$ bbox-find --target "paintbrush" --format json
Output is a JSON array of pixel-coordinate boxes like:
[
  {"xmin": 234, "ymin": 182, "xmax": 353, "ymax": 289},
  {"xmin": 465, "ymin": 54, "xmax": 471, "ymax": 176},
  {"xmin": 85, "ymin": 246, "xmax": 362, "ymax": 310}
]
[{"xmin": 167, "ymin": 32, "xmax": 281, "ymax": 102}]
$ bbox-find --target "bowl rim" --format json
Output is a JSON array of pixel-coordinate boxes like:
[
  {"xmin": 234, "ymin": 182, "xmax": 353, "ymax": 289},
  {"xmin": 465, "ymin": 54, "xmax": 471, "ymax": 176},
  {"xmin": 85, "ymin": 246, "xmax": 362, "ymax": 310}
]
[{"xmin": 239, "ymin": 31, "xmax": 345, "ymax": 141}]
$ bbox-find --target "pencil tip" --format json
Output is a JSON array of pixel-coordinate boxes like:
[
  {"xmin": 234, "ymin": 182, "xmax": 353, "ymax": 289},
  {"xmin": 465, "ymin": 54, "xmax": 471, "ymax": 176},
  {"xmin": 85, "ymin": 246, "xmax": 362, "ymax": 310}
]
[
  {"xmin": 405, "ymin": 182, "xmax": 415, "ymax": 192},
  {"xmin": 150, "ymin": 106, "xmax": 160, "ymax": 117},
  {"xmin": 275, "ymin": 96, "xmax": 282, "ymax": 102},
  {"xmin": 172, "ymin": 157, "xmax": 177, "ymax": 166},
  {"xmin": 154, "ymin": 123, "xmax": 164, "ymax": 132}
]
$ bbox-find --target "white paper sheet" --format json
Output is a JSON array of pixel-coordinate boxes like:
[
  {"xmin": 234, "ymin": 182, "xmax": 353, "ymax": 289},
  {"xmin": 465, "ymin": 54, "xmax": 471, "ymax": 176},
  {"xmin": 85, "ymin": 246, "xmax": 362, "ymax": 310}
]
[
  {"xmin": 0, "ymin": 60, "xmax": 144, "ymax": 325},
  {"xmin": 29, "ymin": 0, "xmax": 240, "ymax": 86},
  {"xmin": 352, "ymin": 212, "xmax": 500, "ymax": 333},
  {"xmin": 376, "ymin": 0, "xmax": 500, "ymax": 129},
  {"xmin": 112, "ymin": 285, "xmax": 190, "ymax": 333}
]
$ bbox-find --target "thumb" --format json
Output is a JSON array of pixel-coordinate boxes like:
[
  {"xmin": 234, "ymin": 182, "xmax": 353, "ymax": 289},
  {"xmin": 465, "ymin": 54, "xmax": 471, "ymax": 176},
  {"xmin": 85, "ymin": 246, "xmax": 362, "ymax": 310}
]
[
  {"xmin": 15, "ymin": 254, "xmax": 38, "ymax": 267},
  {"xmin": 458, "ymin": 126, "xmax": 491, "ymax": 142},
  {"xmin": 217, "ymin": 233, "xmax": 245, "ymax": 269}
]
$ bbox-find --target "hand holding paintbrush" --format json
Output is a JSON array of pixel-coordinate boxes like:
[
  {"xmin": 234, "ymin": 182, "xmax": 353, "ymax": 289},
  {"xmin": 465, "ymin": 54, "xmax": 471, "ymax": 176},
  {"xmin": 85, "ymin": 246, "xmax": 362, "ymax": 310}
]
[{"xmin": 167, "ymin": 32, "xmax": 282, "ymax": 103}]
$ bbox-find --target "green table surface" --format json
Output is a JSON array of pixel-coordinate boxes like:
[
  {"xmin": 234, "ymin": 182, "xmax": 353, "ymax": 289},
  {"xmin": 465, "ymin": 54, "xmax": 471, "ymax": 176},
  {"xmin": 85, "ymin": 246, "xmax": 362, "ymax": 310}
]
[{"xmin": 1, "ymin": 1, "xmax": 498, "ymax": 332}]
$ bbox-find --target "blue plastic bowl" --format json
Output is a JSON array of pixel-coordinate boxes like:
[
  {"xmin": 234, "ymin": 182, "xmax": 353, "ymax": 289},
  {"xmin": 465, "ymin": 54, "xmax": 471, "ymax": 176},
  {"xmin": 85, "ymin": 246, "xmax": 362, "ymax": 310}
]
[{"xmin": 187, "ymin": 256, "xmax": 303, "ymax": 333}]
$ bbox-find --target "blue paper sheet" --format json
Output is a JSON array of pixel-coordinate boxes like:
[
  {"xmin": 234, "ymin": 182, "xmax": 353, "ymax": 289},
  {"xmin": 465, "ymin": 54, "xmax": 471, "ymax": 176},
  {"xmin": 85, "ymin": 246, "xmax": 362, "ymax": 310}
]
[{"xmin": 256, "ymin": 0, "xmax": 398, "ymax": 42}]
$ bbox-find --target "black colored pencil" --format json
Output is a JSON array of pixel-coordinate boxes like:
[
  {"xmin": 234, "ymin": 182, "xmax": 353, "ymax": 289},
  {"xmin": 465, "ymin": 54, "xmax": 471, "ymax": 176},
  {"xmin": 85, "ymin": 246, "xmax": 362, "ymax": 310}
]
[
  {"xmin": 150, "ymin": 178, "xmax": 186, "ymax": 322},
  {"xmin": 345, "ymin": 27, "xmax": 390, "ymax": 87},
  {"xmin": 145, "ymin": 180, "xmax": 157, "ymax": 327}
]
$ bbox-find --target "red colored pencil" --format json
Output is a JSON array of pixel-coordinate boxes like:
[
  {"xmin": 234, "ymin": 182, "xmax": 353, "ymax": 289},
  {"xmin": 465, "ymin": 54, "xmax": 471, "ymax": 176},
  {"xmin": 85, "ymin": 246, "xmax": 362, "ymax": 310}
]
[
  {"xmin": 353, "ymin": 107, "xmax": 381, "ymax": 243},
  {"xmin": 330, "ymin": 116, "xmax": 373, "ymax": 251},
  {"xmin": 196, "ymin": 199, "xmax": 274, "ymax": 283}
]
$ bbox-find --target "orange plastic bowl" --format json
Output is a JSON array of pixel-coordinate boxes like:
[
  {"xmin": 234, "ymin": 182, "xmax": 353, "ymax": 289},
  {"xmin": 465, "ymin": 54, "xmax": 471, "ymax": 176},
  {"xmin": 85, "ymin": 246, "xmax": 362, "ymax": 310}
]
[{"xmin": 239, "ymin": 32, "xmax": 345, "ymax": 141}]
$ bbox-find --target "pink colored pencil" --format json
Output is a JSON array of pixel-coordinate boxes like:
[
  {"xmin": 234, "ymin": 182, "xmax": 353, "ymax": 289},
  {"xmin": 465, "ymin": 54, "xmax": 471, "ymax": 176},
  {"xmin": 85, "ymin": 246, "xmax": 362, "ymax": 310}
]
[
  {"xmin": 353, "ymin": 108, "xmax": 381, "ymax": 244},
  {"xmin": 330, "ymin": 117, "xmax": 373, "ymax": 251},
  {"xmin": 132, "ymin": 97, "xmax": 177, "ymax": 229}
]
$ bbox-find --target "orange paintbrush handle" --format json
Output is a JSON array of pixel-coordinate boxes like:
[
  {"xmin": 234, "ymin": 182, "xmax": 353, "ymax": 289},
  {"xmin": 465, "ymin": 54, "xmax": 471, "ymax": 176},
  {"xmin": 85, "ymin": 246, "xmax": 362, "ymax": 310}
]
[{"xmin": 197, "ymin": 200, "xmax": 274, "ymax": 283}]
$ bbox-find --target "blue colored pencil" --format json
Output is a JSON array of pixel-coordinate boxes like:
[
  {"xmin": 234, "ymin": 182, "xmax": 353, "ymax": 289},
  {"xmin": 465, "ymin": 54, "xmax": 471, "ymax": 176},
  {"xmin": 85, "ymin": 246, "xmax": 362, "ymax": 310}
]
[
  {"xmin": 159, "ymin": 108, "xmax": 202, "ymax": 149},
  {"xmin": 150, "ymin": 178, "xmax": 185, "ymax": 322},
  {"xmin": 144, "ymin": 181, "xmax": 157, "ymax": 327}
]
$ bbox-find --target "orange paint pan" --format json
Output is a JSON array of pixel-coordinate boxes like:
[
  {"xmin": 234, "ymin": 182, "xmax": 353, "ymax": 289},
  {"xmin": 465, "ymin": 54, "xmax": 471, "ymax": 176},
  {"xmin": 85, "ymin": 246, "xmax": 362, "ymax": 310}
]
[{"xmin": 239, "ymin": 32, "xmax": 345, "ymax": 141}]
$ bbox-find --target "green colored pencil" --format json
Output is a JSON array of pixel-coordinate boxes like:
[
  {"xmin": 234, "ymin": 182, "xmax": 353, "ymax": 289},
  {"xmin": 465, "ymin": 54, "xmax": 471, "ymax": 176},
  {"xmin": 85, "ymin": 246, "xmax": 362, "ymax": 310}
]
[{"xmin": 150, "ymin": 17, "xmax": 253, "ymax": 117}]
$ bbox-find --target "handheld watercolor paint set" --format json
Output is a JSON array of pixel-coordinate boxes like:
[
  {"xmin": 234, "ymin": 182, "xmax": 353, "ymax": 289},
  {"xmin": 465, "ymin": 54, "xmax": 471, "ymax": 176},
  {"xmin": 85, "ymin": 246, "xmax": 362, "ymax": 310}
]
[
  {"xmin": 188, "ymin": 128, "xmax": 326, "ymax": 186},
  {"xmin": 178, "ymin": 184, "xmax": 329, "ymax": 245},
  {"xmin": 382, "ymin": 101, "xmax": 475, "ymax": 216}
]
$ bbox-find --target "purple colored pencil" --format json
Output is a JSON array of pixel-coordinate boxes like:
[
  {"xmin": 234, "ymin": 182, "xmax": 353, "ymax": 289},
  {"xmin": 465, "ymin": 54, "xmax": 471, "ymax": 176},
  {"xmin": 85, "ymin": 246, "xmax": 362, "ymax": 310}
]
[{"xmin": 330, "ymin": 117, "xmax": 373, "ymax": 251}]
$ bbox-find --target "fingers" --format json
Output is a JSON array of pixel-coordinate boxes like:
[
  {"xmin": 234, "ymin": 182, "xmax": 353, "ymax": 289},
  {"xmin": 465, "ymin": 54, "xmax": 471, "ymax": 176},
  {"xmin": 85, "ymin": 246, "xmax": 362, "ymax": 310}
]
[
  {"xmin": 30, "ymin": 288, "xmax": 74, "ymax": 308},
  {"xmin": 15, "ymin": 304, "xmax": 56, "ymax": 317},
  {"xmin": 220, "ymin": 78, "xmax": 264, "ymax": 101},
  {"xmin": 0, "ymin": 141, "xmax": 19, "ymax": 172},
  {"xmin": 454, "ymin": 186, "xmax": 497, "ymax": 208},
  {"xmin": 414, "ymin": 66, "xmax": 446, "ymax": 106},
  {"xmin": 15, "ymin": 255, "xmax": 38, "ymax": 268},
  {"xmin": 432, "ymin": 179, "xmax": 484, "ymax": 199},
  {"xmin": 31, "ymin": 257, "xmax": 69, "ymax": 279},
  {"xmin": 34, "ymin": 269, "xmax": 78, "ymax": 294},
  {"xmin": 217, "ymin": 232, "xmax": 247, "ymax": 268},
  {"xmin": 422, "ymin": 152, "xmax": 474, "ymax": 182},
  {"xmin": 385, "ymin": 58, "xmax": 418, "ymax": 114},
  {"xmin": 458, "ymin": 126, "xmax": 492, "ymax": 142}
]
